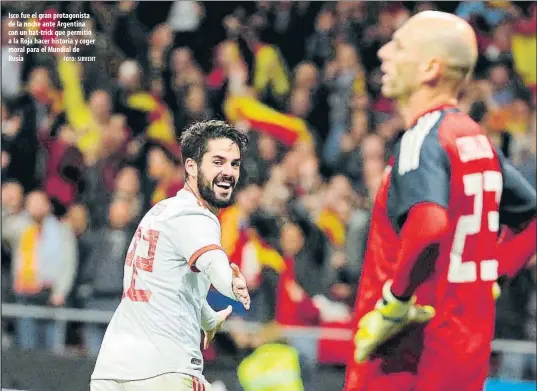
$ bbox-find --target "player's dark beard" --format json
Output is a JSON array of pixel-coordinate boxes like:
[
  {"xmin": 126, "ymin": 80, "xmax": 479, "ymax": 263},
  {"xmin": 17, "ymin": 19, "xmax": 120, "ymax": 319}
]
[{"xmin": 197, "ymin": 167, "xmax": 237, "ymax": 209}]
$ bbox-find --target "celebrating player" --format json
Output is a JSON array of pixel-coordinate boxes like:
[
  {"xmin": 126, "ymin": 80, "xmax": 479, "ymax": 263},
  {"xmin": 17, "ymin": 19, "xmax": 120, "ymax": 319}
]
[
  {"xmin": 344, "ymin": 11, "xmax": 536, "ymax": 391},
  {"xmin": 90, "ymin": 120, "xmax": 251, "ymax": 391}
]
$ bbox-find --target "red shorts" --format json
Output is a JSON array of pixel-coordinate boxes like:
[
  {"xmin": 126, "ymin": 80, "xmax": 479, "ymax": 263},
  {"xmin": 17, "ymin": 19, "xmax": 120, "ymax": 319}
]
[
  {"xmin": 344, "ymin": 361, "xmax": 414, "ymax": 391},
  {"xmin": 343, "ymin": 325, "xmax": 490, "ymax": 391},
  {"xmin": 344, "ymin": 357, "xmax": 488, "ymax": 391}
]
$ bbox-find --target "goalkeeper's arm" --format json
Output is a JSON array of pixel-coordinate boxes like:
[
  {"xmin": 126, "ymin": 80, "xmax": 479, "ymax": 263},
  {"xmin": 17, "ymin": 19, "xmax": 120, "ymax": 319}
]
[
  {"xmin": 497, "ymin": 218, "xmax": 536, "ymax": 279},
  {"xmin": 390, "ymin": 203, "xmax": 450, "ymax": 299},
  {"xmin": 353, "ymin": 202, "xmax": 445, "ymax": 363}
]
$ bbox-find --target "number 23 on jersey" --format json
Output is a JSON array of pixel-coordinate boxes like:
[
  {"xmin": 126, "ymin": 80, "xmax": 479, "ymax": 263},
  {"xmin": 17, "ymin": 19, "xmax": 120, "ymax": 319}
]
[{"xmin": 448, "ymin": 171, "xmax": 502, "ymax": 283}]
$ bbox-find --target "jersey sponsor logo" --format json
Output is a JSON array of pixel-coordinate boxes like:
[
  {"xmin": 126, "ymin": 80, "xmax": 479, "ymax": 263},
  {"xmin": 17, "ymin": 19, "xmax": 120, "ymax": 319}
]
[
  {"xmin": 191, "ymin": 357, "xmax": 202, "ymax": 365},
  {"xmin": 455, "ymin": 135, "xmax": 494, "ymax": 163},
  {"xmin": 398, "ymin": 111, "xmax": 442, "ymax": 175}
]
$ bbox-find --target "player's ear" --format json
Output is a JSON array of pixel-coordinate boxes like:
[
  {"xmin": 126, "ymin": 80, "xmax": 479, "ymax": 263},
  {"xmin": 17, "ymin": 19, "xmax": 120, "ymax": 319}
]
[
  {"xmin": 420, "ymin": 57, "xmax": 442, "ymax": 84},
  {"xmin": 184, "ymin": 158, "xmax": 198, "ymax": 178}
]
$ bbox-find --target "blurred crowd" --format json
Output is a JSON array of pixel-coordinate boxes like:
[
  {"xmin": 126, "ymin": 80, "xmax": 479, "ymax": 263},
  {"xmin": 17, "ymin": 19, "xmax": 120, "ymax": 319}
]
[{"xmin": 1, "ymin": 0, "xmax": 536, "ymax": 384}]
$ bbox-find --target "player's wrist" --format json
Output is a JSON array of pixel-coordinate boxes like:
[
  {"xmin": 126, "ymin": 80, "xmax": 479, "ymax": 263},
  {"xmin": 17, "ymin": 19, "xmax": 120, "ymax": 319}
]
[
  {"xmin": 390, "ymin": 290, "xmax": 412, "ymax": 303},
  {"xmin": 202, "ymin": 316, "xmax": 219, "ymax": 332},
  {"xmin": 389, "ymin": 277, "xmax": 413, "ymax": 302},
  {"xmin": 201, "ymin": 303, "xmax": 220, "ymax": 331},
  {"xmin": 377, "ymin": 280, "xmax": 412, "ymax": 318}
]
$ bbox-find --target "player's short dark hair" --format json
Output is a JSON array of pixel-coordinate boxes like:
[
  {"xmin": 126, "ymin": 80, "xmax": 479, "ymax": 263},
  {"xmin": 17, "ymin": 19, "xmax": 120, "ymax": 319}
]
[{"xmin": 180, "ymin": 120, "xmax": 250, "ymax": 171}]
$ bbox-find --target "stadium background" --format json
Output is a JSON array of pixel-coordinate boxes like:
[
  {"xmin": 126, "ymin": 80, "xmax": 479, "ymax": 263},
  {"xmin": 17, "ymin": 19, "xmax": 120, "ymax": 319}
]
[{"xmin": 1, "ymin": 1, "xmax": 535, "ymax": 390}]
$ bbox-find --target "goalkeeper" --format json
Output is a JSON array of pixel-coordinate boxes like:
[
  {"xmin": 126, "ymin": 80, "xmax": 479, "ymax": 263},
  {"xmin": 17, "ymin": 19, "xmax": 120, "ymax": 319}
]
[{"xmin": 343, "ymin": 11, "xmax": 536, "ymax": 391}]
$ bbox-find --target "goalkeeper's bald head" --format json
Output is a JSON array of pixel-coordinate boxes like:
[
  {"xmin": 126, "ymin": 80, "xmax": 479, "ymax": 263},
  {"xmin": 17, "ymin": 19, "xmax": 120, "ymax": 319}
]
[{"xmin": 378, "ymin": 11, "xmax": 478, "ymax": 101}]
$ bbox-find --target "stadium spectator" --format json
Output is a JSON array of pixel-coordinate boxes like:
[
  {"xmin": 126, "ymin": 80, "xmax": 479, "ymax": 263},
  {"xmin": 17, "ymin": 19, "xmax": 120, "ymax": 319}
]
[
  {"xmin": 1, "ymin": 182, "xmax": 25, "ymax": 243},
  {"xmin": 145, "ymin": 142, "xmax": 184, "ymax": 206},
  {"xmin": 78, "ymin": 198, "xmax": 136, "ymax": 356},
  {"xmin": 1, "ymin": 16, "xmax": 22, "ymax": 98},
  {"xmin": 40, "ymin": 124, "xmax": 85, "ymax": 217},
  {"xmin": 113, "ymin": 166, "xmax": 145, "ymax": 222},
  {"xmin": 10, "ymin": 191, "xmax": 77, "ymax": 353},
  {"xmin": 1, "ymin": 181, "xmax": 26, "ymax": 299},
  {"xmin": 62, "ymin": 203, "xmax": 91, "ymax": 307},
  {"xmin": 306, "ymin": 7, "xmax": 337, "ymax": 68}
]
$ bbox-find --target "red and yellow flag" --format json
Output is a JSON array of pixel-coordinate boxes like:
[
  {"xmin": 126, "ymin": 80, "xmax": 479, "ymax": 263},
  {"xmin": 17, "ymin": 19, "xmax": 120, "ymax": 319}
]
[
  {"xmin": 316, "ymin": 208, "xmax": 346, "ymax": 248},
  {"xmin": 225, "ymin": 95, "xmax": 313, "ymax": 147},
  {"xmin": 127, "ymin": 93, "xmax": 175, "ymax": 144}
]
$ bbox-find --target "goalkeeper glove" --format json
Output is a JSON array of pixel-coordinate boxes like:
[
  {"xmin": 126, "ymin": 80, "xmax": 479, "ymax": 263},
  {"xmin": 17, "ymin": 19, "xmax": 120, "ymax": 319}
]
[{"xmin": 354, "ymin": 280, "xmax": 435, "ymax": 363}]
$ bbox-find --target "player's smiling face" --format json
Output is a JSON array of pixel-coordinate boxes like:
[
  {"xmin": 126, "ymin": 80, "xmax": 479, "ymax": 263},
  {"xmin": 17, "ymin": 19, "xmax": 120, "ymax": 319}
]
[{"xmin": 197, "ymin": 137, "xmax": 241, "ymax": 208}]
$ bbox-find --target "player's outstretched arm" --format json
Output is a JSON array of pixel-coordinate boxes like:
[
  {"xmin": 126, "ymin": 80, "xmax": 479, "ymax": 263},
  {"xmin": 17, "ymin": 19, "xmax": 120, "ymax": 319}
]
[
  {"xmin": 196, "ymin": 252, "xmax": 251, "ymax": 310},
  {"xmin": 167, "ymin": 212, "xmax": 251, "ymax": 310}
]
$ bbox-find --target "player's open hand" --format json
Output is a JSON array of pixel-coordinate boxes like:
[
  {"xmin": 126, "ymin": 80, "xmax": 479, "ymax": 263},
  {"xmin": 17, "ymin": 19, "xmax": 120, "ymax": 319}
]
[
  {"xmin": 203, "ymin": 305, "xmax": 232, "ymax": 350},
  {"xmin": 231, "ymin": 263, "xmax": 250, "ymax": 310}
]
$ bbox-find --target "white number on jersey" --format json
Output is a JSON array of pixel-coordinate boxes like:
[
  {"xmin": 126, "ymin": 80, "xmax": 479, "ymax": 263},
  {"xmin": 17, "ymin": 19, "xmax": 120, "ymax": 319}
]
[{"xmin": 448, "ymin": 171, "xmax": 503, "ymax": 283}]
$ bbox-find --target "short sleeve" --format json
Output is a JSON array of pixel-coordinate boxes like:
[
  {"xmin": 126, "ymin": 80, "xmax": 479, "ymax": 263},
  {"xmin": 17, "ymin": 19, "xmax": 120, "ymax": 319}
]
[
  {"xmin": 164, "ymin": 212, "xmax": 224, "ymax": 272},
  {"xmin": 388, "ymin": 130, "xmax": 450, "ymax": 232},
  {"xmin": 496, "ymin": 149, "xmax": 537, "ymax": 228}
]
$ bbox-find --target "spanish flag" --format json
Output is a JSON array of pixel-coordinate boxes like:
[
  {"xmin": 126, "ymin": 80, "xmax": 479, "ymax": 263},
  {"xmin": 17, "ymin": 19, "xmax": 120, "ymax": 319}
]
[
  {"xmin": 127, "ymin": 93, "xmax": 176, "ymax": 144},
  {"xmin": 316, "ymin": 208, "xmax": 346, "ymax": 248},
  {"xmin": 219, "ymin": 206, "xmax": 286, "ymax": 273},
  {"xmin": 224, "ymin": 95, "xmax": 313, "ymax": 147},
  {"xmin": 251, "ymin": 234, "xmax": 286, "ymax": 274}
]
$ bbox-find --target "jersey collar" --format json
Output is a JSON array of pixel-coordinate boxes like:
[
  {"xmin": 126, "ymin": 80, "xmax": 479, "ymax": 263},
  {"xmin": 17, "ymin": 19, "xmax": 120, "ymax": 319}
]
[
  {"xmin": 409, "ymin": 103, "xmax": 458, "ymax": 128},
  {"xmin": 181, "ymin": 184, "xmax": 212, "ymax": 211}
]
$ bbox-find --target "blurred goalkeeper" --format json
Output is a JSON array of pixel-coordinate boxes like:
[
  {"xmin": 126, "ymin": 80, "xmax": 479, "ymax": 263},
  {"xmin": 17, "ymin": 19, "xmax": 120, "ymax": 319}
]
[
  {"xmin": 90, "ymin": 120, "xmax": 251, "ymax": 391},
  {"xmin": 344, "ymin": 11, "xmax": 536, "ymax": 391}
]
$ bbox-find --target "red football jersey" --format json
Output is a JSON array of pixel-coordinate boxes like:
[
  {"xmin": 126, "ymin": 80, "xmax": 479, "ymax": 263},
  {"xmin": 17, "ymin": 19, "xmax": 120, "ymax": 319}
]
[{"xmin": 345, "ymin": 104, "xmax": 536, "ymax": 390}]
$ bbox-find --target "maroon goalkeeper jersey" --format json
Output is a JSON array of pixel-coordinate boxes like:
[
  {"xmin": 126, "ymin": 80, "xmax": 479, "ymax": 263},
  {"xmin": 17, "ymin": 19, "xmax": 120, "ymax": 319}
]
[{"xmin": 345, "ymin": 104, "xmax": 536, "ymax": 391}]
